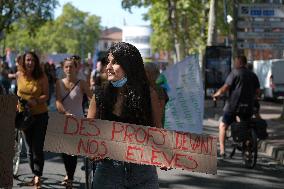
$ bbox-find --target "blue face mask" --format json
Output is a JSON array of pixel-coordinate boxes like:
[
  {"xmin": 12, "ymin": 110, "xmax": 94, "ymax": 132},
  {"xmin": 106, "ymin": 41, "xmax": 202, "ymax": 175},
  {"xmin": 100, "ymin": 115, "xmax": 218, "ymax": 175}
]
[{"xmin": 111, "ymin": 77, "xmax": 127, "ymax": 87}]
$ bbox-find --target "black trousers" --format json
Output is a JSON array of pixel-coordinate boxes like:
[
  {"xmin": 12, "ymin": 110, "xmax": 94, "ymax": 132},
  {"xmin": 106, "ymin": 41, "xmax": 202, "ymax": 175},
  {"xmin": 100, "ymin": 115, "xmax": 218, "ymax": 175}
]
[
  {"xmin": 22, "ymin": 112, "xmax": 48, "ymax": 177},
  {"xmin": 62, "ymin": 154, "xmax": 78, "ymax": 180}
]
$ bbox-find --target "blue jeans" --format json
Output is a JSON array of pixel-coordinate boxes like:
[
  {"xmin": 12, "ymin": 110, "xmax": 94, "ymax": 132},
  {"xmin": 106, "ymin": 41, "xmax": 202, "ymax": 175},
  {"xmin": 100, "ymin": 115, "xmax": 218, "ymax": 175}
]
[{"xmin": 92, "ymin": 159, "xmax": 159, "ymax": 189}]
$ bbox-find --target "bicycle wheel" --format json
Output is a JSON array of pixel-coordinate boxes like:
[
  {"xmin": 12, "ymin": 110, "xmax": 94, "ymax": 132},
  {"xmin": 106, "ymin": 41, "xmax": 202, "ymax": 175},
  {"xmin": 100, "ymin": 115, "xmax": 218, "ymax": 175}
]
[
  {"xmin": 85, "ymin": 158, "xmax": 94, "ymax": 189},
  {"xmin": 13, "ymin": 130, "xmax": 23, "ymax": 176},
  {"xmin": 243, "ymin": 129, "xmax": 258, "ymax": 168}
]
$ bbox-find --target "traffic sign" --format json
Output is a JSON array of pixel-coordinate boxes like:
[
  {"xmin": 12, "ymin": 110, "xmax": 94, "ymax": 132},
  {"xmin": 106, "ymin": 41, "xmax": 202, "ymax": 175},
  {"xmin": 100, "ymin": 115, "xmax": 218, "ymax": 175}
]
[
  {"xmin": 237, "ymin": 32, "xmax": 284, "ymax": 39},
  {"xmin": 238, "ymin": 42, "xmax": 284, "ymax": 49},
  {"xmin": 238, "ymin": 4, "xmax": 284, "ymax": 18},
  {"xmin": 237, "ymin": 20, "xmax": 284, "ymax": 28}
]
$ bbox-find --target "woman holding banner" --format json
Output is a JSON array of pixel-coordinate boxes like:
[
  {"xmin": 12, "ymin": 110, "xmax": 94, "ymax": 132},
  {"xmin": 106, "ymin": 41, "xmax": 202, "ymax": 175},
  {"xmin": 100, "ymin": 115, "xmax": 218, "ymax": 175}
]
[
  {"xmin": 56, "ymin": 56, "xmax": 92, "ymax": 188},
  {"xmin": 17, "ymin": 52, "xmax": 49, "ymax": 188},
  {"xmin": 87, "ymin": 42, "xmax": 159, "ymax": 188}
]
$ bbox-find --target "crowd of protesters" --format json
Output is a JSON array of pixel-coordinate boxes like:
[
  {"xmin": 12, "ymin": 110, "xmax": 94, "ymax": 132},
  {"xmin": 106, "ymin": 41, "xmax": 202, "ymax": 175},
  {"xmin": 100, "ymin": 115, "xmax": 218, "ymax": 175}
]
[
  {"xmin": 1, "ymin": 42, "xmax": 264, "ymax": 189},
  {"xmin": 1, "ymin": 42, "xmax": 169, "ymax": 189}
]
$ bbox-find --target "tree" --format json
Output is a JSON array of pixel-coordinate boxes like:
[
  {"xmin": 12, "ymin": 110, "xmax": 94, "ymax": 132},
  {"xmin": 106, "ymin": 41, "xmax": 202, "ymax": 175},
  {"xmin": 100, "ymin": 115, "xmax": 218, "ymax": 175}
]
[
  {"xmin": 122, "ymin": 0, "xmax": 209, "ymax": 61},
  {"xmin": 207, "ymin": 0, "xmax": 217, "ymax": 46},
  {"xmin": 121, "ymin": 0, "xmax": 240, "ymax": 62},
  {"xmin": 5, "ymin": 3, "xmax": 101, "ymax": 58},
  {"xmin": 39, "ymin": 3, "xmax": 101, "ymax": 58},
  {"xmin": 4, "ymin": 18, "xmax": 38, "ymax": 52},
  {"xmin": 0, "ymin": 0, "xmax": 58, "ymax": 37}
]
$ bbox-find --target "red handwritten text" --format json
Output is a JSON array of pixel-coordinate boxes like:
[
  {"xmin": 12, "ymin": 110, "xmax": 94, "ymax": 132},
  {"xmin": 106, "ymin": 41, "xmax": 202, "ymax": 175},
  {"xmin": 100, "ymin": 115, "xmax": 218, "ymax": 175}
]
[
  {"xmin": 111, "ymin": 122, "xmax": 167, "ymax": 146},
  {"xmin": 64, "ymin": 116, "xmax": 100, "ymax": 137},
  {"xmin": 77, "ymin": 138, "xmax": 108, "ymax": 158},
  {"xmin": 174, "ymin": 132, "xmax": 215, "ymax": 155},
  {"xmin": 125, "ymin": 145, "xmax": 198, "ymax": 170}
]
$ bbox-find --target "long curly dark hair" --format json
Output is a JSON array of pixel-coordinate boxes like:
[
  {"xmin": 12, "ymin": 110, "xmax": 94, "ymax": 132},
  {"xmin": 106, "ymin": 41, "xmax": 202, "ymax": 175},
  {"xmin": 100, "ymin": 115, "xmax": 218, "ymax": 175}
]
[
  {"xmin": 22, "ymin": 52, "xmax": 44, "ymax": 80},
  {"xmin": 100, "ymin": 42, "xmax": 153, "ymax": 127}
]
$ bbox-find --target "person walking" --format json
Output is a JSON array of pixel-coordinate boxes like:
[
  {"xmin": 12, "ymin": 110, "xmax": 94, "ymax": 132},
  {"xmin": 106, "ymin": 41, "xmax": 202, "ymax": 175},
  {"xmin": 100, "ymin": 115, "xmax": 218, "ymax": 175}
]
[
  {"xmin": 212, "ymin": 55, "xmax": 260, "ymax": 159},
  {"xmin": 90, "ymin": 57, "xmax": 108, "ymax": 93},
  {"xmin": 55, "ymin": 56, "xmax": 92, "ymax": 188},
  {"xmin": 43, "ymin": 62, "xmax": 56, "ymax": 105},
  {"xmin": 0, "ymin": 61, "xmax": 11, "ymax": 94},
  {"xmin": 17, "ymin": 52, "xmax": 49, "ymax": 188},
  {"xmin": 144, "ymin": 62, "xmax": 169, "ymax": 128},
  {"xmin": 8, "ymin": 55, "xmax": 23, "ymax": 94},
  {"xmin": 69, "ymin": 55, "xmax": 90, "ymax": 115},
  {"xmin": 87, "ymin": 42, "xmax": 159, "ymax": 189}
]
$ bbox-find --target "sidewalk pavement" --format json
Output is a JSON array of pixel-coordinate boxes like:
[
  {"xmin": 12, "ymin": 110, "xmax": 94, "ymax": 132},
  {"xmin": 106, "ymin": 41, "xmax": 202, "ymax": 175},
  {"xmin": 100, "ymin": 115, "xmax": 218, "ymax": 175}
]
[{"xmin": 204, "ymin": 99, "xmax": 284, "ymax": 165}]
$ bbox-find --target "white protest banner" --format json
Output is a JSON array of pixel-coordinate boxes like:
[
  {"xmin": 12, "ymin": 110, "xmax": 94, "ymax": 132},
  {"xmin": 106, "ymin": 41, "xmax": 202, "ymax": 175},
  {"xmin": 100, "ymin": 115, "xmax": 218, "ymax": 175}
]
[
  {"xmin": 0, "ymin": 95, "xmax": 17, "ymax": 188},
  {"xmin": 44, "ymin": 112, "xmax": 217, "ymax": 174},
  {"xmin": 163, "ymin": 55, "xmax": 204, "ymax": 133}
]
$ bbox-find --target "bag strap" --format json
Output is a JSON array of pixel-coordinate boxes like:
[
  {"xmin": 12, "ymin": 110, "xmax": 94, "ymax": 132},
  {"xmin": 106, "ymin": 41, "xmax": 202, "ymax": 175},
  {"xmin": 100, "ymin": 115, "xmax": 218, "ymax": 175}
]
[{"xmin": 61, "ymin": 80, "xmax": 80, "ymax": 102}]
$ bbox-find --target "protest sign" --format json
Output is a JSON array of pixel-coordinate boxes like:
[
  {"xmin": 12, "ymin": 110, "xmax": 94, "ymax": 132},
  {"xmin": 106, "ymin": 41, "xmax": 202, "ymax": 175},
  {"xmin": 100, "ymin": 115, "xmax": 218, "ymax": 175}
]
[
  {"xmin": 0, "ymin": 95, "xmax": 17, "ymax": 188},
  {"xmin": 163, "ymin": 55, "xmax": 204, "ymax": 133},
  {"xmin": 44, "ymin": 112, "xmax": 217, "ymax": 174}
]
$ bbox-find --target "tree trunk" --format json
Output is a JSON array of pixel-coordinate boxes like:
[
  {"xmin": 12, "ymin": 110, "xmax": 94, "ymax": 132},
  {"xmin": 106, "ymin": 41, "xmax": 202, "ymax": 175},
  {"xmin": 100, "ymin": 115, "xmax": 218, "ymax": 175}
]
[
  {"xmin": 200, "ymin": 0, "xmax": 207, "ymax": 87},
  {"xmin": 207, "ymin": 0, "xmax": 218, "ymax": 46},
  {"xmin": 167, "ymin": 0, "xmax": 184, "ymax": 62}
]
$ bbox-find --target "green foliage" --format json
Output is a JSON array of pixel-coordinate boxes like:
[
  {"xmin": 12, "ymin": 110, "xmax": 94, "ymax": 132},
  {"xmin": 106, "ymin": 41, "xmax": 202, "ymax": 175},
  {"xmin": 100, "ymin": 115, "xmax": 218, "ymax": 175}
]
[
  {"xmin": 5, "ymin": 3, "xmax": 101, "ymax": 58},
  {"xmin": 121, "ymin": 0, "xmax": 152, "ymax": 12},
  {"xmin": 0, "ymin": 0, "xmax": 58, "ymax": 37},
  {"xmin": 148, "ymin": 1, "xmax": 172, "ymax": 52},
  {"xmin": 4, "ymin": 18, "xmax": 38, "ymax": 52},
  {"xmin": 121, "ymin": 0, "xmax": 234, "ymax": 58}
]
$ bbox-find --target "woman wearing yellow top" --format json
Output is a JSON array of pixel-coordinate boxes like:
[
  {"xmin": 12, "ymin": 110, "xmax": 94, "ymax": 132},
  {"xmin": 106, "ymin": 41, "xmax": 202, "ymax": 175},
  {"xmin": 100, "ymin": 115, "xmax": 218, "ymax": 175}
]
[{"xmin": 17, "ymin": 52, "xmax": 49, "ymax": 188}]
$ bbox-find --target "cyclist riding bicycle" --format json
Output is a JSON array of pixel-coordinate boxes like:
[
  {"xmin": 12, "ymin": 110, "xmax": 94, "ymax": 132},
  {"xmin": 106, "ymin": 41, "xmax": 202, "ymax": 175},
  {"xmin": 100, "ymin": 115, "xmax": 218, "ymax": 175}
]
[{"xmin": 212, "ymin": 55, "xmax": 261, "ymax": 159}]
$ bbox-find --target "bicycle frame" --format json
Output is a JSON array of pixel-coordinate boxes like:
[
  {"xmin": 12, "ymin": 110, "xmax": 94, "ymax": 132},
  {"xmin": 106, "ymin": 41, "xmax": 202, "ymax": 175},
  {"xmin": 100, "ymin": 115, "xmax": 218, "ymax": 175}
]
[{"xmin": 230, "ymin": 119, "xmax": 258, "ymax": 169}]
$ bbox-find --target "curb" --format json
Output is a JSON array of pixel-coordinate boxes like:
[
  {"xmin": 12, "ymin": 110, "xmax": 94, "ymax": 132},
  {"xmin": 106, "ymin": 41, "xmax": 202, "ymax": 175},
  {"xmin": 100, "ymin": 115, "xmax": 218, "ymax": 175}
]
[
  {"xmin": 259, "ymin": 138, "xmax": 284, "ymax": 165},
  {"xmin": 257, "ymin": 118, "xmax": 284, "ymax": 165},
  {"xmin": 204, "ymin": 116, "xmax": 284, "ymax": 165},
  {"xmin": 204, "ymin": 100, "xmax": 284, "ymax": 165}
]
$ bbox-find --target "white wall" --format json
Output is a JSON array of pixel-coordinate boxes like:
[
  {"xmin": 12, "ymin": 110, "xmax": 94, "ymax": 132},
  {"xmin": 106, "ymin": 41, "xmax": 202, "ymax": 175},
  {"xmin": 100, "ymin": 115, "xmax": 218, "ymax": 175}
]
[{"xmin": 122, "ymin": 26, "xmax": 152, "ymax": 58}]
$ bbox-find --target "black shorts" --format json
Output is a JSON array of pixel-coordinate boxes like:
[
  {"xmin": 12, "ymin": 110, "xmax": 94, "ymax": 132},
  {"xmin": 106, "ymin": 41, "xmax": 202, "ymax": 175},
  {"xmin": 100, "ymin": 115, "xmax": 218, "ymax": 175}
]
[
  {"xmin": 222, "ymin": 112, "xmax": 236, "ymax": 126},
  {"xmin": 222, "ymin": 111, "xmax": 252, "ymax": 126}
]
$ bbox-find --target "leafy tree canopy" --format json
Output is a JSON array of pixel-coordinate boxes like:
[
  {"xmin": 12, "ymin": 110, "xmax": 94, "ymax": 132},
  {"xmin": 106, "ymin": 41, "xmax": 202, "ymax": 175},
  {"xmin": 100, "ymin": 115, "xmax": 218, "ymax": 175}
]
[
  {"xmin": 121, "ymin": 0, "xmax": 236, "ymax": 59},
  {"xmin": 0, "ymin": 0, "xmax": 58, "ymax": 38},
  {"xmin": 5, "ymin": 3, "xmax": 101, "ymax": 59}
]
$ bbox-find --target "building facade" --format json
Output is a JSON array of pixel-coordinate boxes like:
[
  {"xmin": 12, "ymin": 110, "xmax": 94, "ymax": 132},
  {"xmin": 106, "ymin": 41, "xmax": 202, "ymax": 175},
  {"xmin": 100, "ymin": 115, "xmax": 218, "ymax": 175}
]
[
  {"xmin": 98, "ymin": 27, "xmax": 122, "ymax": 52},
  {"xmin": 122, "ymin": 26, "xmax": 152, "ymax": 59}
]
